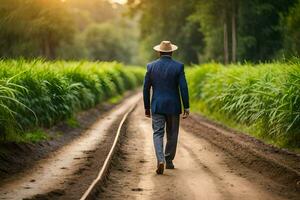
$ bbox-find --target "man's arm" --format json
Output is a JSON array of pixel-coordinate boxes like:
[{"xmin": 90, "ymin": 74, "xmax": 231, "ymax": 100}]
[
  {"xmin": 179, "ymin": 64, "xmax": 190, "ymax": 118},
  {"xmin": 143, "ymin": 65, "xmax": 151, "ymax": 117}
]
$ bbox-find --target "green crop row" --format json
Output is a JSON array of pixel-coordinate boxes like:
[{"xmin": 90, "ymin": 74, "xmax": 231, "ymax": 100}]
[
  {"xmin": 187, "ymin": 62, "xmax": 300, "ymax": 149},
  {"xmin": 0, "ymin": 60, "xmax": 144, "ymax": 141}
]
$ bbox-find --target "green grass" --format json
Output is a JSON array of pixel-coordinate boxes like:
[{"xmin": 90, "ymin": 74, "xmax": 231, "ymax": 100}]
[
  {"xmin": 187, "ymin": 62, "xmax": 300, "ymax": 150},
  {"xmin": 66, "ymin": 116, "xmax": 80, "ymax": 128},
  {"xmin": 108, "ymin": 94, "xmax": 123, "ymax": 104},
  {"xmin": 23, "ymin": 129, "xmax": 49, "ymax": 143},
  {"xmin": 3, "ymin": 129, "xmax": 49, "ymax": 143},
  {"xmin": 0, "ymin": 59, "xmax": 144, "ymax": 143}
]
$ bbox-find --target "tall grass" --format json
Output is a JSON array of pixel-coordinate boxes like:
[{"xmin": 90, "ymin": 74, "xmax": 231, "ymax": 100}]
[
  {"xmin": 0, "ymin": 60, "xmax": 144, "ymax": 141},
  {"xmin": 187, "ymin": 62, "xmax": 300, "ymax": 148}
]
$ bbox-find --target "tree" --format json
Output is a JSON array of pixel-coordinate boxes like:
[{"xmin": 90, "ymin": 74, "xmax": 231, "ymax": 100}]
[
  {"xmin": 231, "ymin": 0, "xmax": 238, "ymax": 63},
  {"xmin": 191, "ymin": 0, "xmax": 230, "ymax": 63},
  {"xmin": 31, "ymin": 0, "xmax": 75, "ymax": 59},
  {"xmin": 83, "ymin": 23, "xmax": 131, "ymax": 63},
  {"xmin": 128, "ymin": 0, "xmax": 204, "ymax": 64},
  {"xmin": 282, "ymin": 0, "xmax": 300, "ymax": 56},
  {"xmin": 0, "ymin": 0, "xmax": 75, "ymax": 59},
  {"xmin": 191, "ymin": 0, "xmax": 295, "ymax": 63},
  {"xmin": 65, "ymin": 0, "xmax": 119, "ymax": 30},
  {"xmin": 237, "ymin": 0, "xmax": 295, "ymax": 61}
]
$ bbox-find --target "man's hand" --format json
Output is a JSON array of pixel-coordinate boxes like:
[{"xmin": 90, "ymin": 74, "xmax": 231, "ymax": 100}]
[
  {"xmin": 182, "ymin": 108, "xmax": 190, "ymax": 119},
  {"xmin": 145, "ymin": 109, "xmax": 151, "ymax": 118}
]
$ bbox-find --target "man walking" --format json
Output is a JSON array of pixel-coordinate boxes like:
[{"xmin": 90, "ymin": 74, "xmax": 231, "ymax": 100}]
[{"xmin": 143, "ymin": 41, "xmax": 190, "ymax": 175}]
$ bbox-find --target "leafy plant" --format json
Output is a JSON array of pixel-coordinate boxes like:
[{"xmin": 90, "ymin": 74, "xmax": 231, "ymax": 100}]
[
  {"xmin": 0, "ymin": 60, "xmax": 144, "ymax": 142},
  {"xmin": 188, "ymin": 62, "xmax": 300, "ymax": 148}
]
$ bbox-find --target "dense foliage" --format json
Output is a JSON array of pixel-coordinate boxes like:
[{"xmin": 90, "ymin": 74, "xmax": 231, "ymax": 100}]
[
  {"xmin": 283, "ymin": 0, "xmax": 300, "ymax": 56},
  {"xmin": 129, "ymin": 0, "xmax": 300, "ymax": 64},
  {"xmin": 0, "ymin": 60, "xmax": 144, "ymax": 141},
  {"xmin": 0, "ymin": 0, "xmax": 139, "ymax": 63},
  {"xmin": 128, "ymin": 0, "xmax": 204, "ymax": 64},
  {"xmin": 1, "ymin": 0, "xmax": 300, "ymax": 64},
  {"xmin": 0, "ymin": 0, "xmax": 74, "ymax": 59},
  {"xmin": 187, "ymin": 63, "xmax": 300, "ymax": 148}
]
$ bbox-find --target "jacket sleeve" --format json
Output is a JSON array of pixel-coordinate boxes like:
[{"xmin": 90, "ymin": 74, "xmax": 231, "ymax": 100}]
[
  {"xmin": 179, "ymin": 64, "xmax": 190, "ymax": 109},
  {"xmin": 143, "ymin": 64, "xmax": 152, "ymax": 110}
]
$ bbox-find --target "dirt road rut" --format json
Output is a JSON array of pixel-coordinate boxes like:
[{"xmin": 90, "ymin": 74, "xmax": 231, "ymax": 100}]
[
  {"xmin": 98, "ymin": 102, "xmax": 299, "ymax": 200},
  {"xmin": 0, "ymin": 93, "xmax": 141, "ymax": 200}
]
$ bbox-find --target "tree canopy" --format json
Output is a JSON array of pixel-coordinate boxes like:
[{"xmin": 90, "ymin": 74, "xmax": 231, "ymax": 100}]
[
  {"xmin": 0, "ymin": 0, "xmax": 139, "ymax": 63},
  {"xmin": 0, "ymin": 0, "xmax": 74, "ymax": 59},
  {"xmin": 0, "ymin": 0, "xmax": 300, "ymax": 64},
  {"xmin": 129, "ymin": 0, "xmax": 299, "ymax": 64}
]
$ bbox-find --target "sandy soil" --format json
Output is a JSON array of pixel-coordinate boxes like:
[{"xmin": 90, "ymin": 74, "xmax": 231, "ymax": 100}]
[
  {"xmin": 0, "ymin": 93, "xmax": 141, "ymax": 200},
  {"xmin": 98, "ymin": 102, "xmax": 299, "ymax": 200},
  {"xmin": 0, "ymin": 91, "xmax": 138, "ymax": 180},
  {"xmin": 1, "ymin": 92, "xmax": 299, "ymax": 200}
]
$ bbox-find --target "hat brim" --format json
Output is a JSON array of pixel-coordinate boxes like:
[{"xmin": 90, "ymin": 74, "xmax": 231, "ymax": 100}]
[{"xmin": 153, "ymin": 44, "xmax": 178, "ymax": 52}]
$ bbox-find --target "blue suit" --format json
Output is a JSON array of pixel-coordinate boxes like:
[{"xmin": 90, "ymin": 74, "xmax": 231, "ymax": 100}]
[
  {"xmin": 143, "ymin": 55, "xmax": 189, "ymax": 115},
  {"xmin": 143, "ymin": 55, "xmax": 190, "ymax": 164}
]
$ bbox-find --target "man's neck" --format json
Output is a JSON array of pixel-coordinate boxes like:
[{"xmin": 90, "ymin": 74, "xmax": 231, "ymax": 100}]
[{"xmin": 160, "ymin": 55, "xmax": 172, "ymax": 59}]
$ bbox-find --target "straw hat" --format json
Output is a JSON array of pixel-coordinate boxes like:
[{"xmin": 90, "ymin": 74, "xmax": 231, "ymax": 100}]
[{"xmin": 153, "ymin": 41, "xmax": 178, "ymax": 52}]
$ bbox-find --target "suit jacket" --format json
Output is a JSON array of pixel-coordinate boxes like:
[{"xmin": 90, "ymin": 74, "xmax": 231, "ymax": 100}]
[{"xmin": 143, "ymin": 55, "xmax": 189, "ymax": 115}]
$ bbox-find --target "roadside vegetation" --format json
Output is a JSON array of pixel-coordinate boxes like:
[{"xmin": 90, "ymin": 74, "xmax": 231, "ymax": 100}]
[
  {"xmin": 0, "ymin": 60, "xmax": 144, "ymax": 142},
  {"xmin": 187, "ymin": 62, "xmax": 300, "ymax": 150},
  {"xmin": 1, "ymin": 0, "xmax": 300, "ymax": 152}
]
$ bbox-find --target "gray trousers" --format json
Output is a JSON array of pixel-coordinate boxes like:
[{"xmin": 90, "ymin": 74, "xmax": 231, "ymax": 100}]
[{"xmin": 152, "ymin": 113, "xmax": 180, "ymax": 163}]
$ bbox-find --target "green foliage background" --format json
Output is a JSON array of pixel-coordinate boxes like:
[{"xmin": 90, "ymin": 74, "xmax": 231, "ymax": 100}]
[
  {"xmin": 0, "ymin": 0, "xmax": 140, "ymax": 64},
  {"xmin": 0, "ymin": 0, "xmax": 299, "ymax": 149},
  {"xmin": 187, "ymin": 63, "xmax": 300, "ymax": 149},
  {"xmin": 0, "ymin": 60, "xmax": 144, "ymax": 142},
  {"xmin": 1, "ymin": 0, "xmax": 300, "ymax": 64},
  {"xmin": 129, "ymin": 0, "xmax": 300, "ymax": 64}
]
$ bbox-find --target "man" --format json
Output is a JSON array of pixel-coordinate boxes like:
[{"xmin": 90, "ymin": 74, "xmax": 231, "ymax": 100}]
[{"xmin": 143, "ymin": 40, "xmax": 190, "ymax": 175}]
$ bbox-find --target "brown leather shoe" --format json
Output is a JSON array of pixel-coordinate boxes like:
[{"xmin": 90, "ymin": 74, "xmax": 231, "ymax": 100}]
[{"xmin": 156, "ymin": 162, "xmax": 164, "ymax": 175}]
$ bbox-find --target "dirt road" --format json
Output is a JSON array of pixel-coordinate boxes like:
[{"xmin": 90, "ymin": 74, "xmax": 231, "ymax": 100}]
[
  {"xmin": 98, "ymin": 102, "xmax": 299, "ymax": 200},
  {"xmin": 0, "ymin": 93, "xmax": 141, "ymax": 200},
  {"xmin": 0, "ymin": 93, "xmax": 298, "ymax": 200}
]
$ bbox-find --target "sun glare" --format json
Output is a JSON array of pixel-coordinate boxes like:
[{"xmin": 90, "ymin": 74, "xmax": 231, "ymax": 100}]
[
  {"xmin": 110, "ymin": 0, "xmax": 127, "ymax": 4},
  {"xmin": 62, "ymin": 0, "xmax": 127, "ymax": 4}
]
